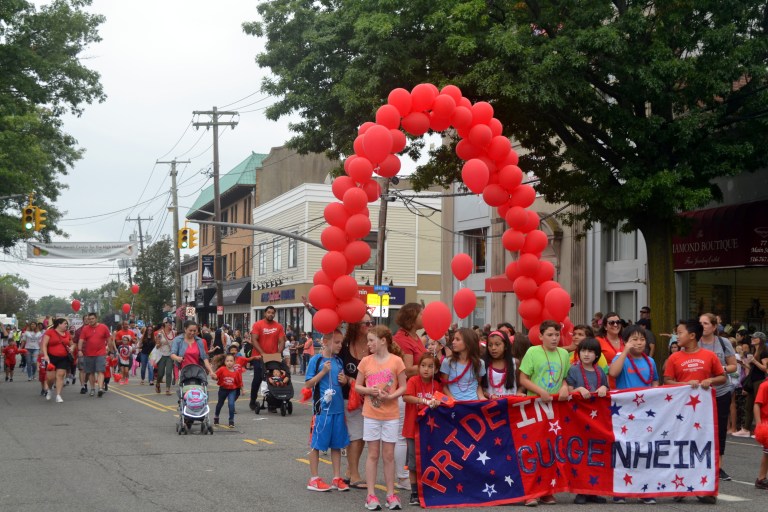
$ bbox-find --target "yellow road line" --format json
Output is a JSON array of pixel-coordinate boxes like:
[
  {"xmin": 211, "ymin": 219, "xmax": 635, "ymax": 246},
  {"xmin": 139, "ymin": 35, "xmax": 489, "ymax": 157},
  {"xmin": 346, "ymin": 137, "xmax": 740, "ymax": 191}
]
[
  {"xmin": 120, "ymin": 390, "xmax": 177, "ymax": 410},
  {"xmin": 319, "ymin": 457, "xmax": 332, "ymax": 464},
  {"xmin": 258, "ymin": 438, "xmax": 274, "ymax": 444},
  {"xmin": 294, "ymin": 459, "xmax": 395, "ymax": 492},
  {"xmin": 110, "ymin": 388, "xmax": 168, "ymax": 413},
  {"xmin": 243, "ymin": 439, "xmax": 259, "ymax": 445}
]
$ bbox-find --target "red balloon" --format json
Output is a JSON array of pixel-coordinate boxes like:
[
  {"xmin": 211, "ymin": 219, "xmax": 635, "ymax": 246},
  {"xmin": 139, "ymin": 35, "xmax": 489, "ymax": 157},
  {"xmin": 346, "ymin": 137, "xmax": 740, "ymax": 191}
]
[
  {"xmin": 313, "ymin": 270, "xmax": 334, "ymax": 287},
  {"xmin": 358, "ymin": 122, "xmax": 376, "ymax": 135},
  {"xmin": 440, "ymin": 84, "xmax": 463, "ymax": 102},
  {"xmin": 453, "ymin": 288, "xmax": 477, "ymax": 319},
  {"xmin": 561, "ymin": 318, "xmax": 574, "ymax": 346},
  {"xmin": 313, "ymin": 308, "xmax": 341, "ymax": 334},
  {"xmin": 387, "ymin": 88, "xmax": 412, "ymax": 117},
  {"xmin": 544, "ymin": 288, "xmax": 572, "ymax": 322},
  {"xmin": 489, "ymin": 118, "xmax": 503, "ymax": 137},
  {"xmin": 505, "ymin": 206, "xmax": 528, "ymax": 230},
  {"xmin": 497, "ymin": 149, "xmax": 520, "ymax": 167},
  {"xmin": 332, "ymin": 176, "xmax": 355, "ymax": 201},
  {"xmin": 353, "ymin": 134, "xmax": 366, "ymax": 156},
  {"xmin": 333, "ymin": 275, "xmax": 359, "ymax": 302},
  {"xmin": 509, "ymin": 184, "xmax": 536, "ymax": 208},
  {"xmin": 345, "ymin": 214, "xmax": 371, "ymax": 239},
  {"xmin": 487, "ymin": 136, "xmax": 511, "ymax": 161},
  {"xmin": 401, "ymin": 112, "xmax": 430, "ymax": 136},
  {"xmin": 469, "ymin": 123, "xmax": 493, "ymax": 148},
  {"xmin": 432, "ymin": 94, "xmax": 456, "ymax": 119},
  {"xmin": 343, "ymin": 187, "xmax": 368, "ymax": 213},
  {"xmin": 362, "ymin": 180, "xmax": 381, "ymax": 202},
  {"xmin": 455, "ymin": 139, "xmax": 482, "ymax": 161},
  {"xmin": 536, "ymin": 280, "xmax": 562, "ymax": 303},
  {"xmin": 451, "ymin": 253, "xmax": 473, "ymax": 281},
  {"xmin": 461, "ymin": 159, "xmax": 489, "ymax": 194},
  {"xmin": 471, "ymin": 101, "xmax": 494, "ymax": 125},
  {"xmin": 309, "ymin": 284, "xmax": 337, "ymax": 310},
  {"xmin": 362, "ymin": 125, "xmax": 393, "ymax": 164},
  {"xmin": 348, "ymin": 157, "xmax": 373, "ymax": 183},
  {"xmin": 521, "ymin": 210, "xmax": 541, "ymax": 233},
  {"xmin": 458, "ymin": 96, "xmax": 472, "ymax": 109},
  {"xmin": 71, "ymin": 299, "xmax": 81, "ymax": 312},
  {"xmin": 451, "ymin": 106, "xmax": 473, "ymax": 131},
  {"xmin": 528, "ymin": 325, "xmax": 542, "ymax": 345},
  {"xmin": 499, "ymin": 165, "xmax": 523, "ymax": 191},
  {"xmin": 324, "ymin": 202, "xmax": 349, "ymax": 228},
  {"xmin": 502, "ymin": 229, "xmax": 525, "ymax": 252},
  {"xmin": 497, "ymin": 204, "xmax": 511, "ymax": 220},
  {"xmin": 522, "ymin": 229, "xmax": 549, "ymax": 254},
  {"xmin": 422, "ymin": 301, "xmax": 452, "ymax": 340},
  {"xmin": 482, "ymin": 184, "xmax": 509, "ymax": 207},
  {"xmin": 518, "ymin": 253, "xmax": 541, "ymax": 277},
  {"xmin": 505, "ymin": 261, "xmax": 520, "ymax": 282},
  {"xmin": 376, "ymin": 154, "xmax": 401, "ymax": 178},
  {"xmin": 533, "ymin": 260, "xmax": 555, "ymax": 284},
  {"xmin": 321, "ymin": 251, "xmax": 348, "ymax": 280},
  {"xmin": 375, "ymin": 104, "xmax": 401, "ymax": 130},
  {"xmin": 121, "ymin": 303, "xmax": 131, "ymax": 314},
  {"xmin": 344, "ymin": 240, "xmax": 371, "ymax": 266},
  {"xmin": 390, "ymin": 129, "xmax": 407, "ymax": 153},
  {"xmin": 130, "ymin": 284, "xmax": 139, "ymax": 295},
  {"xmin": 429, "ymin": 112, "xmax": 452, "ymax": 132},
  {"xmin": 519, "ymin": 298, "xmax": 543, "ymax": 321},
  {"xmin": 410, "ymin": 83, "xmax": 437, "ymax": 112},
  {"xmin": 321, "ymin": 226, "xmax": 348, "ymax": 251},
  {"xmin": 512, "ymin": 276, "xmax": 538, "ymax": 300},
  {"xmin": 337, "ymin": 298, "xmax": 367, "ymax": 323}
]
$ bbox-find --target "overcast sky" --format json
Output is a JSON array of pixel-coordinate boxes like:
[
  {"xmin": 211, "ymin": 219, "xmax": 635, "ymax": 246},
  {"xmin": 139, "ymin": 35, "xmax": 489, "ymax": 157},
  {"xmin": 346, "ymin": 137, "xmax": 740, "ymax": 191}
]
[{"xmin": 1, "ymin": 1, "xmax": 297, "ymax": 301}]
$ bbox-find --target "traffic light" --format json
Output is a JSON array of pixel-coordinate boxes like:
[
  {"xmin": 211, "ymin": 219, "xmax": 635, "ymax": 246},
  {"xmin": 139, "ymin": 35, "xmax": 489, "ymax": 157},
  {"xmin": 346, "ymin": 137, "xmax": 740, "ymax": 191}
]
[
  {"xmin": 22, "ymin": 206, "xmax": 36, "ymax": 231},
  {"xmin": 188, "ymin": 227, "xmax": 198, "ymax": 249},
  {"xmin": 34, "ymin": 207, "xmax": 47, "ymax": 232},
  {"xmin": 178, "ymin": 228, "xmax": 190, "ymax": 249}
]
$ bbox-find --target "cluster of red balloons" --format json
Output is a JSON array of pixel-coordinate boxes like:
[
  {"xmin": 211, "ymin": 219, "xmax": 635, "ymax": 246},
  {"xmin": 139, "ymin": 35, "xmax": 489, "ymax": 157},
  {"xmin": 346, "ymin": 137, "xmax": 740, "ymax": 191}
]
[{"xmin": 310, "ymin": 83, "xmax": 572, "ymax": 339}]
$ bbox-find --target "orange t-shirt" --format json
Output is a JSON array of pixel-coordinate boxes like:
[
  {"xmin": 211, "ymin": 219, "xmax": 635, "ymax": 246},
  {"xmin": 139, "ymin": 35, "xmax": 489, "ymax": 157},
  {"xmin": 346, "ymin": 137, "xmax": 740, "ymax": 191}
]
[
  {"xmin": 357, "ymin": 353, "xmax": 406, "ymax": 421},
  {"xmin": 663, "ymin": 348, "xmax": 724, "ymax": 383}
]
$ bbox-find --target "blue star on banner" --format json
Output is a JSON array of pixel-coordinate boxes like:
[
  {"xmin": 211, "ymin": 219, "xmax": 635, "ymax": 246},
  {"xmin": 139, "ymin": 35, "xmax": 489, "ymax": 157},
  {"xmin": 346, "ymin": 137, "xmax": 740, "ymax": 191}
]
[
  {"xmin": 610, "ymin": 402, "xmax": 622, "ymax": 416},
  {"xmin": 676, "ymin": 414, "xmax": 684, "ymax": 421},
  {"xmin": 645, "ymin": 409, "xmax": 656, "ymax": 417},
  {"xmin": 589, "ymin": 475, "xmax": 599, "ymax": 486}
]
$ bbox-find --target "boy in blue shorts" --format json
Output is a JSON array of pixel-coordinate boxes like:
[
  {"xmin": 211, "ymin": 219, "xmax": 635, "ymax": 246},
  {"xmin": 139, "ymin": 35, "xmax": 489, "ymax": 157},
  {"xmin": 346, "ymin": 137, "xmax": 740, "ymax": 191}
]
[{"xmin": 305, "ymin": 329, "xmax": 350, "ymax": 492}]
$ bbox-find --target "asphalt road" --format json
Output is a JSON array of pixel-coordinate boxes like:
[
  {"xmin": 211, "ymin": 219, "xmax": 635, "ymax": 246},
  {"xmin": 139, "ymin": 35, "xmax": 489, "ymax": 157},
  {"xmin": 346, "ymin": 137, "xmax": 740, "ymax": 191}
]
[{"xmin": 1, "ymin": 372, "xmax": 767, "ymax": 512}]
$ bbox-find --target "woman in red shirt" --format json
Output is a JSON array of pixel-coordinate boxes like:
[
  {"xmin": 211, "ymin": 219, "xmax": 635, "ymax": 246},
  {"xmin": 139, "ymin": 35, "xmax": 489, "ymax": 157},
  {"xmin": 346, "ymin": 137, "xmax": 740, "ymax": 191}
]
[
  {"xmin": 393, "ymin": 303, "xmax": 426, "ymax": 378},
  {"xmin": 40, "ymin": 318, "xmax": 74, "ymax": 403}
]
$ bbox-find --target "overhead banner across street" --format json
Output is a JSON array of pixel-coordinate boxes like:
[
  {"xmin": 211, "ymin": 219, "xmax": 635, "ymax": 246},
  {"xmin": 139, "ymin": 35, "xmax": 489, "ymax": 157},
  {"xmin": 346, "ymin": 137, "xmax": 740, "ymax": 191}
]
[
  {"xmin": 416, "ymin": 386, "xmax": 717, "ymax": 508},
  {"xmin": 27, "ymin": 242, "xmax": 139, "ymax": 259}
]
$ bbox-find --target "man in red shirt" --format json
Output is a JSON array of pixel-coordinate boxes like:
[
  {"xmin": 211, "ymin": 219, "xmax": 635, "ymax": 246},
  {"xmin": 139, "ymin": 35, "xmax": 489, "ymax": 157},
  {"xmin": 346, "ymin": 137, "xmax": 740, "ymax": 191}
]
[
  {"xmin": 249, "ymin": 305, "xmax": 285, "ymax": 411},
  {"xmin": 77, "ymin": 313, "xmax": 114, "ymax": 397}
]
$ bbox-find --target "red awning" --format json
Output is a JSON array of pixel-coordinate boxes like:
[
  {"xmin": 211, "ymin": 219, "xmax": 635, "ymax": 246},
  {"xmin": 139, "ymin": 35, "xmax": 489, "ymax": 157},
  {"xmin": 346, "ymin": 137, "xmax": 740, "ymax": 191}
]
[{"xmin": 485, "ymin": 274, "xmax": 515, "ymax": 293}]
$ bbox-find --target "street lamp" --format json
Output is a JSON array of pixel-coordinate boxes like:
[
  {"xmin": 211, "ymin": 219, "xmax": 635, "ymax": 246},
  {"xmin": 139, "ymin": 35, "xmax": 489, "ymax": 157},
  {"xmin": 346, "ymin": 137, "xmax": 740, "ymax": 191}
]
[{"xmin": 184, "ymin": 288, "xmax": 189, "ymax": 304}]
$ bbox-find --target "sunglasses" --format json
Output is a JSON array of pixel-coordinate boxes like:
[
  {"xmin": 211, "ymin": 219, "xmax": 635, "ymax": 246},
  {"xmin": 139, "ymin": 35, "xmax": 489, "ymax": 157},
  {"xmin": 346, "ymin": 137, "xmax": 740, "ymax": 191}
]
[
  {"xmin": 606, "ymin": 320, "xmax": 622, "ymax": 326},
  {"xmin": 360, "ymin": 321, "xmax": 373, "ymax": 326}
]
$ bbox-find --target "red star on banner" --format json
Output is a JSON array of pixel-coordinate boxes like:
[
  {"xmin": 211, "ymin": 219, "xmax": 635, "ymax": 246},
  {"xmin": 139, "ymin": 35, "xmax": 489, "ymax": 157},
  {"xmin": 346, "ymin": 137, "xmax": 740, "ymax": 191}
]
[
  {"xmin": 686, "ymin": 394, "xmax": 701, "ymax": 411},
  {"xmin": 490, "ymin": 469, "xmax": 496, "ymax": 476},
  {"xmin": 665, "ymin": 394, "xmax": 673, "ymax": 402},
  {"xmin": 693, "ymin": 422, "xmax": 701, "ymax": 430},
  {"xmin": 624, "ymin": 473, "xmax": 633, "ymax": 485},
  {"xmin": 646, "ymin": 426, "xmax": 653, "ymax": 433},
  {"xmin": 426, "ymin": 416, "xmax": 439, "ymax": 432},
  {"xmin": 494, "ymin": 437, "xmax": 502, "ymax": 446},
  {"xmin": 506, "ymin": 455, "xmax": 512, "ymax": 461},
  {"xmin": 672, "ymin": 475, "xmax": 685, "ymax": 489},
  {"xmin": 700, "ymin": 476, "xmax": 708, "ymax": 485},
  {"xmin": 628, "ymin": 414, "xmax": 635, "ymax": 421},
  {"xmin": 621, "ymin": 425, "xmax": 628, "ymax": 434},
  {"xmin": 457, "ymin": 483, "xmax": 464, "ymax": 493},
  {"xmin": 633, "ymin": 393, "xmax": 645, "ymax": 406},
  {"xmin": 427, "ymin": 445, "xmax": 432, "ymax": 452}
]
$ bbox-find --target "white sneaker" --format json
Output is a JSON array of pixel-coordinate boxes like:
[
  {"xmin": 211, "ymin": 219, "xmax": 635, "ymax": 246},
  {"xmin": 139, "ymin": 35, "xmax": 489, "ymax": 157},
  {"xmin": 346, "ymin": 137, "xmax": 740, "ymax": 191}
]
[
  {"xmin": 45, "ymin": 391, "xmax": 51, "ymax": 401},
  {"xmin": 55, "ymin": 395, "xmax": 64, "ymax": 403}
]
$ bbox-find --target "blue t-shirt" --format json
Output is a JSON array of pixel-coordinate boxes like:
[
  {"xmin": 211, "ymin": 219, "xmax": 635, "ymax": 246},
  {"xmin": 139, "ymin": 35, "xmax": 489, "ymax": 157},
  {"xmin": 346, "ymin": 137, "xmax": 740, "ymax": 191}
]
[
  {"xmin": 611, "ymin": 353, "xmax": 659, "ymax": 389},
  {"xmin": 306, "ymin": 354, "xmax": 345, "ymax": 414},
  {"xmin": 440, "ymin": 358, "xmax": 486, "ymax": 401}
]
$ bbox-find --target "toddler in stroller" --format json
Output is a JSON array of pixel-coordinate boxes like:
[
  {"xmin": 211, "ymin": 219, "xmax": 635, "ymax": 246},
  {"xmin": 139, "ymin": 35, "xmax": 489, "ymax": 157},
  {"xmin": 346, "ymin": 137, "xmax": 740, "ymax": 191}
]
[
  {"xmin": 254, "ymin": 360, "xmax": 294, "ymax": 416},
  {"xmin": 176, "ymin": 364, "xmax": 213, "ymax": 435}
]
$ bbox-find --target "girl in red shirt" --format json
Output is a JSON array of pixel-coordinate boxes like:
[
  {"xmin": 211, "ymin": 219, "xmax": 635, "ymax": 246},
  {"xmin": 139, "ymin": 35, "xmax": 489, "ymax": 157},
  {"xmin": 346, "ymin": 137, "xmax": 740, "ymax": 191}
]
[
  {"xmin": 211, "ymin": 354, "xmax": 243, "ymax": 427},
  {"xmin": 40, "ymin": 318, "xmax": 73, "ymax": 403}
]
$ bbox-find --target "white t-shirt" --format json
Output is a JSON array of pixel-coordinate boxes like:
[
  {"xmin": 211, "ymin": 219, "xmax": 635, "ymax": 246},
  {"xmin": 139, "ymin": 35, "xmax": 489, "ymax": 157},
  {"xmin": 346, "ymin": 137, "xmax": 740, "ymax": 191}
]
[{"xmin": 22, "ymin": 331, "xmax": 43, "ymax": 350}]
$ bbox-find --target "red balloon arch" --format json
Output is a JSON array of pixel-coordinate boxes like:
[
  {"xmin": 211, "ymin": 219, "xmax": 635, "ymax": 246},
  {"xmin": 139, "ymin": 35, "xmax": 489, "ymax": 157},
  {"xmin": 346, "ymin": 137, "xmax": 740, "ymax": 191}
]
[{"xmin": 310, "ymin": 83, "xmax": 572, "ymax": 343}]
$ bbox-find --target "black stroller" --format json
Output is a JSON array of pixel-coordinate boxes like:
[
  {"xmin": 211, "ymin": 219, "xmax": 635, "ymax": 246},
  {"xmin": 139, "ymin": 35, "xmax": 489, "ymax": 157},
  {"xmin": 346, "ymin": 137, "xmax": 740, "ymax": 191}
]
[
  {"xmin": 176, "ymin": 364, "xmax": 213, "ymax": 435},
  {"xmin": 254, "ymin": 360, "xmax": 294, "ymax": 416}
]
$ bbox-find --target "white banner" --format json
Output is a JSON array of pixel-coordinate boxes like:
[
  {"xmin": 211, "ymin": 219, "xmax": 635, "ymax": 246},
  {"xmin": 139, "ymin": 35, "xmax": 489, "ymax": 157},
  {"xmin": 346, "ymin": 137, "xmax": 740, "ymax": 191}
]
[{"xmin": 27, "ymin": 242, "xmax": 139, "ymax": 259}]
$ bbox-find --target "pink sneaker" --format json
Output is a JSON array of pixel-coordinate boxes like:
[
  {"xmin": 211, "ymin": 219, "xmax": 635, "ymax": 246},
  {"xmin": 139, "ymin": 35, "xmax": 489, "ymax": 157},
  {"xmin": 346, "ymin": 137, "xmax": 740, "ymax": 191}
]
[
  {"xmin": 365, "ymin": 494, "xmax": 382, "ymax": 510},
  {"xmin": 331, "ymin": 477, "xmax": 349, "ymax": 491},
  {"xmin": 307, "ymin": 477, "xmax": 331, "ymax": 492},
  {"xmin": 385, "ymin": 494, "xmax": 402, "ymax": 510}
]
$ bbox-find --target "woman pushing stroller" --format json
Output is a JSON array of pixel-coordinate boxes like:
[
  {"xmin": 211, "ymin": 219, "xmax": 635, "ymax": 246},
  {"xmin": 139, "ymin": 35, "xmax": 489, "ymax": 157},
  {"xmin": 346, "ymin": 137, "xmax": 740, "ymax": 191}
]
[{"xmin": 170, "ymin": 320, "xmax": 214, "ymax": 376}]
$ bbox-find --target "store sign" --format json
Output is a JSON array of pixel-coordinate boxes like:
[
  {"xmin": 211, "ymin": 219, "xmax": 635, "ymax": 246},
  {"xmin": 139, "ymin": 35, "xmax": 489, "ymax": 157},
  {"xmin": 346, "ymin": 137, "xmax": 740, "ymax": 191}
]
[
  {"xmin": 201, "ymin": 255, "xmax": 215, "ymax": 282},
  {"xmin": 357, "ymin": 286, "xmax": 406, "ymax": 305},
  {"xmin": 673, "ymin": 200, "xmax": 768, "ymax": 270},
  {"xmin": 261, "ymin": 288, "xmax": 296, "ymax": 303}
]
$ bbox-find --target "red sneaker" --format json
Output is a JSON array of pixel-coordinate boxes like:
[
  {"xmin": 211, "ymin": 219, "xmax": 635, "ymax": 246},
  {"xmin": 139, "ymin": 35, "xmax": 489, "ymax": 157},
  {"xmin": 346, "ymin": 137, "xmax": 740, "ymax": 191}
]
[
  {"xmin": 331, "ymin": 477, "xmax": 349, "ymax": 491},
  {"xmin": 307, "ymin": 477, "xmax": 331, "ymax": 492}
]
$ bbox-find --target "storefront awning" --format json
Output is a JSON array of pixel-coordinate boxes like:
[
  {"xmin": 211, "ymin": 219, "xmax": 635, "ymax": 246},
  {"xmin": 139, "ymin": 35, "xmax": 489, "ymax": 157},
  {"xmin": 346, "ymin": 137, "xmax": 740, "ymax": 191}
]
[
  {"xmin": 208, "ymin": 278, "xmax": 252, "ymax": 307},
  {"xmin": 485, "ymin": 274, "xmax": 515, "ymax": 293},
  {"xmin": 195, "ymin": 287, "xmax": 215, "ymax": 309},
  {"xmin": 673, "ymin": 199, "xmax": 768, "ymax": 271}
]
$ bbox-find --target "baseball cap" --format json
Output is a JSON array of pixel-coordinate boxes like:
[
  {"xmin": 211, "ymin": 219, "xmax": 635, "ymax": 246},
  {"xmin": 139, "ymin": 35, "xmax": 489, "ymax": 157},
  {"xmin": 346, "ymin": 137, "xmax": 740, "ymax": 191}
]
[{"xmin": 752, "ymin": 331, "xmax": 766, "ymax": 341}]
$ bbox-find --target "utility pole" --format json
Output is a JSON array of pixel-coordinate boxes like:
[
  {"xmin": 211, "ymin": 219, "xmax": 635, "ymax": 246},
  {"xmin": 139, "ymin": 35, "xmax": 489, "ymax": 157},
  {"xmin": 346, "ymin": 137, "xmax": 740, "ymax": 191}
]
[
  {"xmin": 375, "ymin": 178, "xmax": 391, "ymax": 288},
  {"xmin": 193, "ymin": 107, "xmax": 238, "ymax": 328},
  {"xmin": 126, "ymin": 216, "xmax": 153, "ymax": 256},
  {"xmin": 158, "ymin": 158, "xmax": 190, "ymax": 330}
]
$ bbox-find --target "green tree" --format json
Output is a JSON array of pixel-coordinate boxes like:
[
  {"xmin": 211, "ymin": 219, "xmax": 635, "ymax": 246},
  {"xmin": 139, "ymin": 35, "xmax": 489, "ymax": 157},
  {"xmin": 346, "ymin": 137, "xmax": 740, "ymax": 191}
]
[
  {"xmin": 0, "ymin": 274, "xmax": 31, "ymax": 316},
  {"xmin": 0, "ymin": 0, "xmax": 105, "ymax": 247},
  {"xmin": 248, "ymin": 0, "xmax": 768, "ymax": 361},
  {"xmin": 34, "ymin": 294, "xmax": 73, "ymax": 317},
  {"xmin": 134, "ymin": 238, "xmax": 175, "ymax": 323}
]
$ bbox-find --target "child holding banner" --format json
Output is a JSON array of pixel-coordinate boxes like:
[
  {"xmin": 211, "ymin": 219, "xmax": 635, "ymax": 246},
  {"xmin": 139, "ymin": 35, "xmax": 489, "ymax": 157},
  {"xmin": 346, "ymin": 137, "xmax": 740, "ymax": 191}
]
[
  {"xmin": 519, "ymin": 320, "xmax": 571, "ymax": 506},
  {"xmin": 482, "ymin": 330, "xmax": 522, "ymax": 398},
  {"xmin": 356, "ymin": 325, "xmax": 407, "ymax": 510},
  {"xmin": 440, "ymin": 328, "xmax": 486, "ymax": 401},
  {"xmin": 664, "ymin": 319, "xmax": 725, "ymax": 505}
]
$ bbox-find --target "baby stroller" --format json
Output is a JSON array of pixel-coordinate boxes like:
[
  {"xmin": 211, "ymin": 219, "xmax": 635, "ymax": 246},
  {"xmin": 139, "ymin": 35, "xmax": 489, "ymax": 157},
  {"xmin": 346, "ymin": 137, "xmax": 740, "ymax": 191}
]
[
  {"xmin": 176, "ymin": 364, "xmax": 213, "ymax": 435},
  {"xmin": 254, "ymin": 360, "xmax": 294, "ymax": 416}
]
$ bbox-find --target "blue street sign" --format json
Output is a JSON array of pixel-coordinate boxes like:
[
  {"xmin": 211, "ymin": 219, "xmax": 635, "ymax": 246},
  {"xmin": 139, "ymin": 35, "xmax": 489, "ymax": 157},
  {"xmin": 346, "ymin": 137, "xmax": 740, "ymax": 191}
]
[{"xmin": 373, "ymin": 285, "xmax": 390, "ymax": 293}]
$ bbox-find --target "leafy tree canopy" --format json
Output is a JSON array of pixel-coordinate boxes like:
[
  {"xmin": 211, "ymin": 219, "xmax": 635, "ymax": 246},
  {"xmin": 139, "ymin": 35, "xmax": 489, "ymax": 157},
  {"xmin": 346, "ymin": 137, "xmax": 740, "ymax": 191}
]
[
  {"xmin": 0, "ymin": 274, "xmax": 31, "ymax": 315},
  {"xmin": 0, "ymin": 0, "xmax": 105, "ymax": 248},
  {"xmin": 134, "ymin": 237, "xmax": 175, "ymax": 324}
]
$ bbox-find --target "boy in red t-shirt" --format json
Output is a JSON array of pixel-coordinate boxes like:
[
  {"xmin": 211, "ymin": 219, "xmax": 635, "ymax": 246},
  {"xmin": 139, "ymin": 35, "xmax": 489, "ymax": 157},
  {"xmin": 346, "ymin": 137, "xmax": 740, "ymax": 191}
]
[
  {"xmin": 402, "ymin": 352, "xmax": 443, "ymax": 506},
  {"xmin": 211, "ymin": 354, "xmax": 243, "ymax": 427},
  {"xmin": 3, "ymin": 340, "xmax": 19, "ymax": 381},
  {"xmin": 37, "ymin": 353, "xmax": 48, "ymax": 396},
  {"xmin": 104, "ymin": 352, "xmax": 116, "ymax": 392},
  {"xmin": 754, "ymin": 380, "xmax": 768, "ymax": 489}
]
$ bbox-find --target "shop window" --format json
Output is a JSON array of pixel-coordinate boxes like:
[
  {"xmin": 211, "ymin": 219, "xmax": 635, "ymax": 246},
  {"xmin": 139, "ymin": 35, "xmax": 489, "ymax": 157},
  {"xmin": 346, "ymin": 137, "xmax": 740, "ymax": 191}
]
[
  {"xmin": 607, "ymin": 290, "xmax": 636, "ymax": 322},
  {"xmin": 273, "ymin": 237, "xmax": 282, "ymax": 271},
  {"xmin": 463, "ymin": 228, "xmax": 487, "ymax": 274},
  {"xmin": 288, "ymin": 235, "xmax": 297, "ymax": 268},
  {"xmin": 470, "ymin": 296, "xmax": 485, "ymax": 328},
  {"xmin": 258, "ymin": 242, "xmax": 267, "ymax": 275},
  {"xmin": 360, "ymin": 231, "xmax": 378, "ymax": 270},
  {"xmin": 606, "ymin": 222, "xmax": 637, "ymax": 261}
]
